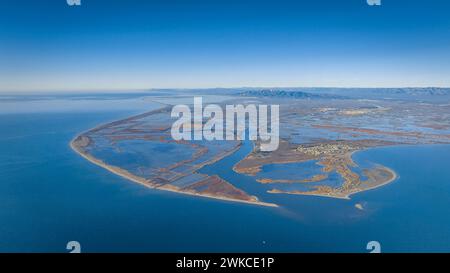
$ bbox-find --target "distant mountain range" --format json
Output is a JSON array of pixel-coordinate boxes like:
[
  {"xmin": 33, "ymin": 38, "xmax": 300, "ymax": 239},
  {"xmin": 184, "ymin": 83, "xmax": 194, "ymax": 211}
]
[
  {"xmin": 236, "ymin": 87, "xmax": 450, "ymax": 101},
  {"xmin": 366, "ymin": 87, "xmax": 450, "ymax": 96},
  {"xmin": 239, "ymin": 89, "xmax": 346, "ymax": 99}
]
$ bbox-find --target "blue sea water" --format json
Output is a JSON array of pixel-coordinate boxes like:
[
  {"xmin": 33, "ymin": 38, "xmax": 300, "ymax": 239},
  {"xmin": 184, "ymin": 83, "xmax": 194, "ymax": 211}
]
[{"xmin": 1, "ymin": 95, "xmax": 450, "ymax": 252}]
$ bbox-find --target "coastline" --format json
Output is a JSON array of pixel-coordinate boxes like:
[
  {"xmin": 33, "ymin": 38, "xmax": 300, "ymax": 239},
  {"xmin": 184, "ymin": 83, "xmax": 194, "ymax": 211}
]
[
  {"xmin": 70, "ymin": 136, "xmax": 278, "ymax": 208},
  {"xmin": 347, "ymin": 166, "xmax": 398, "ymax": 197},
  {"xmin": 234, "ymin": 143, "xmax": 399, "ymax": 200},
  {"xmin": 267, "ymin": 165, "xmax": 398, "ymax": 200},
  {"xmin": 69, "ymin": 106, "xmax": 401, "ymax": 205}
]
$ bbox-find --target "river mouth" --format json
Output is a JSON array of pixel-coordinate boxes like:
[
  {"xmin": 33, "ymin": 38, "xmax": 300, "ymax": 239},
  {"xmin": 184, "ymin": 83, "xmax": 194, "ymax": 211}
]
[{"xmin": 199, "ymin": 140, "xmax": 405, "ymax": 221}]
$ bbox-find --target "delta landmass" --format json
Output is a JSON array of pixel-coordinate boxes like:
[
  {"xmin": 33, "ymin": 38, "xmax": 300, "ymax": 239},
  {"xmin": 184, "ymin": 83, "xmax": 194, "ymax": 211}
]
[{"xmin": 71, "ymin": 88, "xmax": 450, "ymax": 207}]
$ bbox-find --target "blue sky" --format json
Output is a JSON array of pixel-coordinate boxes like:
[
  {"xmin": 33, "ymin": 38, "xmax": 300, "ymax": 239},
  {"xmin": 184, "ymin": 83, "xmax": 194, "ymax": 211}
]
[{"xmin": 1, "ymin": 0, "xmax": 450, "ymax": 91}]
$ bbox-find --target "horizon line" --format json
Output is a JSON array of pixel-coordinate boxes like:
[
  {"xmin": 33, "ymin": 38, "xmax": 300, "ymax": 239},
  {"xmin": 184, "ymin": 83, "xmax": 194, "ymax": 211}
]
[{"xmin": 1, "ymin": 85, "xmax": 450, "ymax": 94}]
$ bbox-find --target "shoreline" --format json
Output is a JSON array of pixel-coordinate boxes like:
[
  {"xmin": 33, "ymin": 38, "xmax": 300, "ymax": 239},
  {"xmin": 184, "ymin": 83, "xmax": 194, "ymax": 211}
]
[
  {"xmin": 70, "ymin": 136, "xmax": 278, "ymax": 208},
  {"xmin": 233, "ymin": 142, "xmax": 399, "ymax": 200},
  {"xmin": 347, "ymin": 166, "xmax": 398, "ymax": 197},
  {"xmin": 69, "ymin": 106, "xmax": 401, "ymax": 205},
  {"xmin": 267, "ymin": 165, "xmax": 398, "ymax": 200}
]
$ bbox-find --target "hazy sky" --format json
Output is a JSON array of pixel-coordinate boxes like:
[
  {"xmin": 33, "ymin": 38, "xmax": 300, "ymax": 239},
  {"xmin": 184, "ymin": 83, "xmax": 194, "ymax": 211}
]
[{"xmin": 1, "ymin": 0, "xmax": 450, "ymax": 91}]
